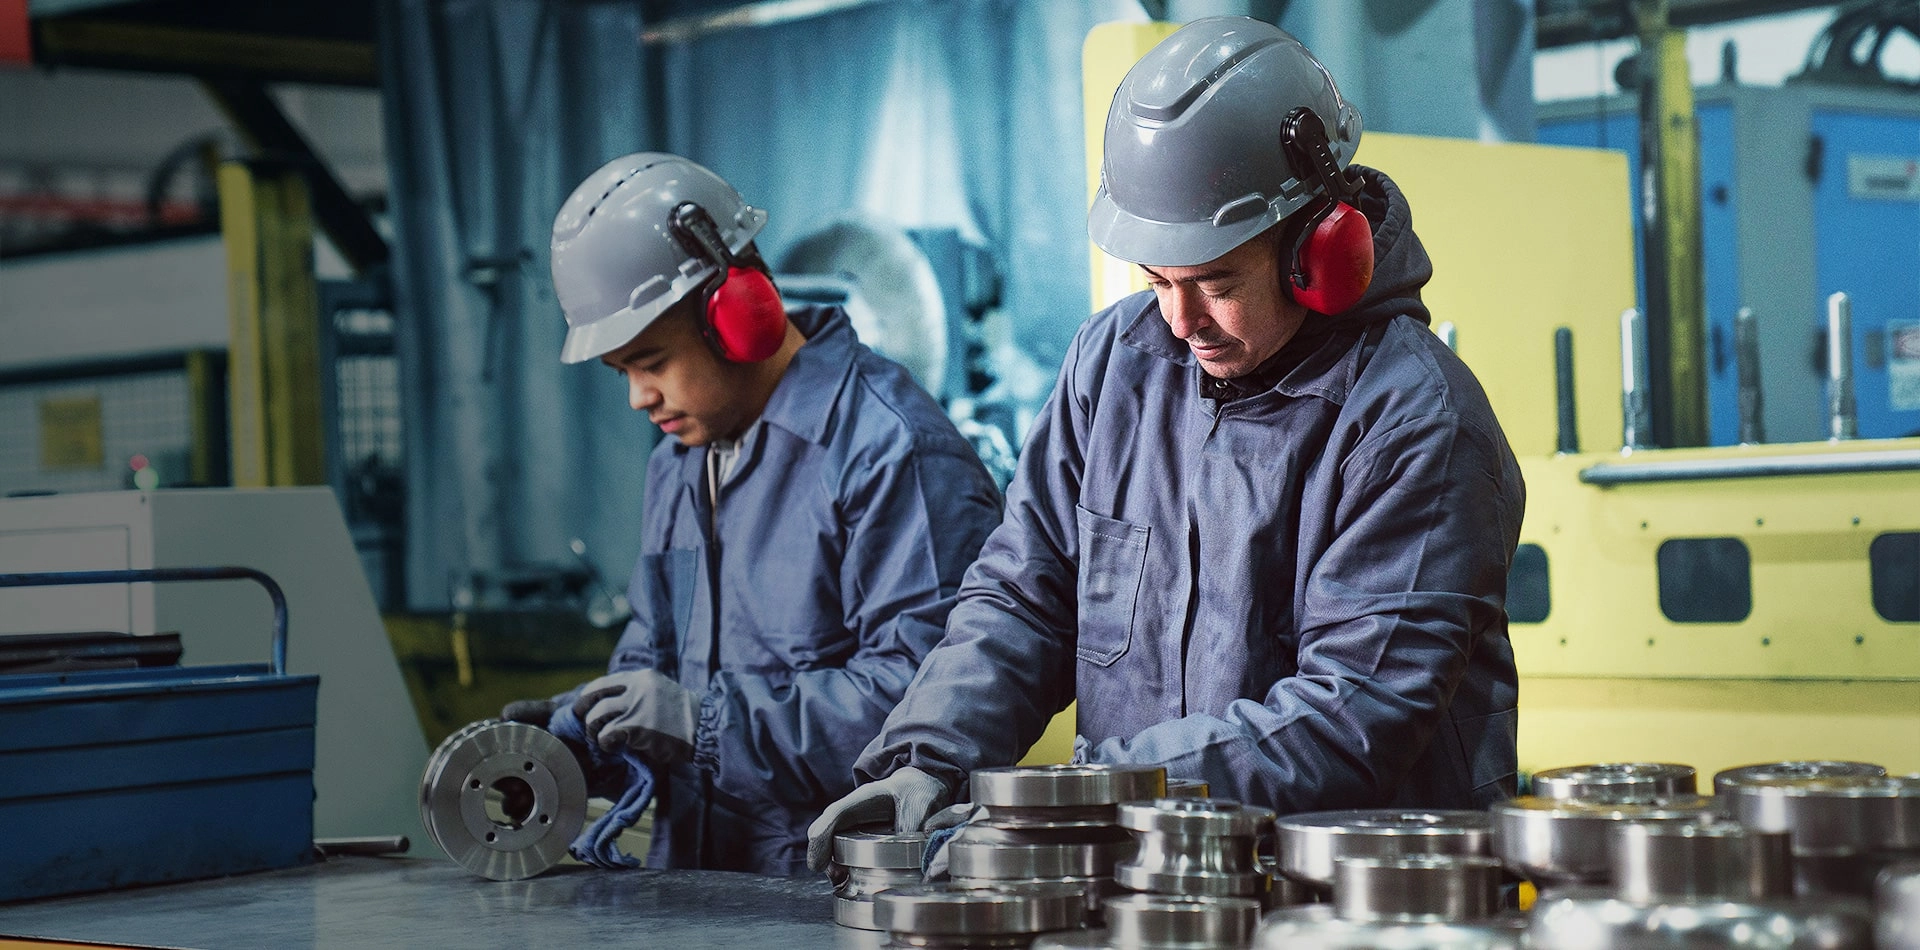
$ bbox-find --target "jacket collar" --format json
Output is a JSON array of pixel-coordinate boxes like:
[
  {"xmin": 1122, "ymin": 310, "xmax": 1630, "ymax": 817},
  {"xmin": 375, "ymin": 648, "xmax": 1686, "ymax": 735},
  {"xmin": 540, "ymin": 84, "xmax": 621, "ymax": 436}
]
[{"xmin": 751, "ymin": 302, "xmax": 857, "ymax": 447}]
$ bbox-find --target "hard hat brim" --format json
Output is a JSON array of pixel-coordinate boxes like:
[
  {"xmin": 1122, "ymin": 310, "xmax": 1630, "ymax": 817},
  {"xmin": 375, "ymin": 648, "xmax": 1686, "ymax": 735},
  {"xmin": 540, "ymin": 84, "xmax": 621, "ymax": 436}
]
[{"xmin": 1087, "ymin": 185, "xmax": 1283, "ymax": 269}]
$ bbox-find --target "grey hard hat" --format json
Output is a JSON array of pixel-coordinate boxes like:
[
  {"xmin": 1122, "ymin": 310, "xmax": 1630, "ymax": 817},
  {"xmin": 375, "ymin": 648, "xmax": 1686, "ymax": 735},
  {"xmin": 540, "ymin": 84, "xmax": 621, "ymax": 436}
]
[
  {"xmin": 1088, "ymin": 17, "xmax": 1362, "ymax": 267},
  {"xmin": 549, "ymin": 153, "xmax": 768, "ymax": 364}
]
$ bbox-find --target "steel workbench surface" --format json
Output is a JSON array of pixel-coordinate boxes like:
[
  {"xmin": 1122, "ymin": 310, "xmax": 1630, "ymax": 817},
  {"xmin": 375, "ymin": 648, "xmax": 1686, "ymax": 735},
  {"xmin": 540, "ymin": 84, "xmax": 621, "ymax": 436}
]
[{"xmin": 0, "ymin": 856, "xmax": 886, "ymax": 949}]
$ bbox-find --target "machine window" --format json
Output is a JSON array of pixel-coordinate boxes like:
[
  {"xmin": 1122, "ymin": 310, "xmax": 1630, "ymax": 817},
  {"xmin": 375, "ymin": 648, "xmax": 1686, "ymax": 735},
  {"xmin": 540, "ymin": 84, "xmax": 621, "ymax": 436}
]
[
  {"xmin": 1870, "ymin": 532, "xmax": 1920, "ymax": 623},
  {"xmin": 1508, "ymin": 543, "xmax": 1550, "ymax": 624},
  {"xmin": 1657, "ymin": 538, "xmax": 1752, "ymax": 623}
]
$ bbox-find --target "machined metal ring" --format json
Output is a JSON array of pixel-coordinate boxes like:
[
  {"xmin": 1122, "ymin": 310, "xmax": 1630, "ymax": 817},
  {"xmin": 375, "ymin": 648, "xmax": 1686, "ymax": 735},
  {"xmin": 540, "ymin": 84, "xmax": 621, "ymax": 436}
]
[
  {"xmin": 1332, "ymin": 855, "xmax": 1502, "ymax": 924},
  {"xmin": 835, "ymin": 829, "xmax": 928, "ymax": 869},
  {"xmin": 1104, "ymin": 893, "xmax": 1262, "ymax": 948},
  {"xmin": 970, "ymin": 764, "xmax": 1167, "ymax": 810},
  {"xmin": 1490, "ymin": 795, "xmax": 1714, "ymax": 885},
  {"xmin": 1610, "ymin": 820, "xmax": 1793, "ymax": 902},
  {"xmin": 1531, "ymin": 762, "xmax": 1696, "ymax": 801},
  {"xmin": 1712, "ymin": 761, "xmax": 1885, "ymax": 798},
  {"xmin": 418, "ymin": 719, "xmax": 588, "ymax": 881},
  {"xmin": 1118, "ymin": 798, "xmax": 1274, "ymax": 837},
  {"xmin": 876, "ymin": 883, "xmax": 1087, "ymax": 938},
  {"xmin": 950, "ymin": 838, "xmax": 1129, "ymax": 880},
  {"xmin": 1720, "ymin": 774, "xmax": 1920, "ymax": 854},
  {"xmin": 1275, "ymin": 810, "xmax": 1494, "ymax": 887}
]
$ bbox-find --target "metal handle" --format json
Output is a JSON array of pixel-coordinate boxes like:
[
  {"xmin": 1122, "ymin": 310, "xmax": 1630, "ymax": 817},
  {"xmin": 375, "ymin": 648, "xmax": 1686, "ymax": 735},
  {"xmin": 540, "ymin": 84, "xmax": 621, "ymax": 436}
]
[
  {"xmin": 1734, "ymin": 307, "xmax": 1765, "ymax": 444},
  {"xmin": 1827, "ymin": 292, "xmax": 1857, "ymax": 441},
  {"xmin": 0, "ymin": 567, "xmax": 289, "ymax": 675},
  {"xmin": 1555, "ymin": 326, "xmax": 1579, "ymax": 453},
  {"xmin": 1620, "ymin": 307, "xmax": 1652, "ymax": 451}
]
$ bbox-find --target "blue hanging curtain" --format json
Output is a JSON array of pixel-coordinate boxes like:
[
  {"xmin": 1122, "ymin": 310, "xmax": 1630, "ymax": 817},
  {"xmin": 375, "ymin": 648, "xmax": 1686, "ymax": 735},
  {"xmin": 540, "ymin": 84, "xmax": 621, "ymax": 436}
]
[{"xmin": 379, "ymin": 0, "xmax": 1140, "ymax": 608}]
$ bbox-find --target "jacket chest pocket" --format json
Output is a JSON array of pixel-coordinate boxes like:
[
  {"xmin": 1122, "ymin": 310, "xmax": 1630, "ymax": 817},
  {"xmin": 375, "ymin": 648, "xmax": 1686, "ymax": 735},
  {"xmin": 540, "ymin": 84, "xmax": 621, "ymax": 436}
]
[
  {"xmin": 638, "ymin": 547, "xmax": 703, "ymax": 676},
  {"xmin": 1075, "ymin": 506, "xmax": 1149, "ymax": 667}
]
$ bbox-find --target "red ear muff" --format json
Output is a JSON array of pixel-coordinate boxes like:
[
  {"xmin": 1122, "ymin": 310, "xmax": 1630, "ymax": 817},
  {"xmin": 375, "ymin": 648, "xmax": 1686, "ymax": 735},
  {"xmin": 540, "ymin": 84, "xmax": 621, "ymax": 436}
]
[
  {"xmin": 1289, "ymin": 200, "xmax": 1374, "ymax": 315},
  {"xmin": 1278, "ymin": 106, "xmax": 1374, "ymax": 315},
  {"xmin": 705, "ymin": 266, "xmax": 786, "ymax": 362}
]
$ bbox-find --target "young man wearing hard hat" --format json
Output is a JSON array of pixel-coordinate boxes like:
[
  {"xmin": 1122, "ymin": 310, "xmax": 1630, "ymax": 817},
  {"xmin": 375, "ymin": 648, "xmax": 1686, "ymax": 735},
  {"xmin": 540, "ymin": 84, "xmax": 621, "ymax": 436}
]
[
  {"xmin": 524, "ymin": 153, "xmax": 1002, "ymax": 875},
  {"xmin": 809, "ymin": 17, "xmax": 1525, "ymax": 867}
]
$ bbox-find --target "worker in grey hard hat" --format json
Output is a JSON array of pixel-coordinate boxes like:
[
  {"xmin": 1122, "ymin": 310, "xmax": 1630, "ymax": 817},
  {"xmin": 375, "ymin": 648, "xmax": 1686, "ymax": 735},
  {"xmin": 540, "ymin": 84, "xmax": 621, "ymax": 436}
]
[
  {"xmin": 808, "ymin": 17, "xmax": 1524, "ymax": 869},
  {"xmin": 502, "ymin": 153, "xmax": 1002, "ymax": 875}
]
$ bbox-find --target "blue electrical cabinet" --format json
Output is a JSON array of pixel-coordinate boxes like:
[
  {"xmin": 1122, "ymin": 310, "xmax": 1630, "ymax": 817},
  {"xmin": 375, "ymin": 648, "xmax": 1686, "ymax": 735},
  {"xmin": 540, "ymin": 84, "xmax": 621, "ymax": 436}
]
[{"xmin": 1539, "ymin": 83, "xmax": 1920, "ymax": 443}]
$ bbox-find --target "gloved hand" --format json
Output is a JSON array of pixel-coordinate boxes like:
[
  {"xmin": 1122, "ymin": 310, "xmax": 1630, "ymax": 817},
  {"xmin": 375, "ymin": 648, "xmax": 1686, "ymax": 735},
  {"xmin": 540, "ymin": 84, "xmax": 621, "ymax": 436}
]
[
  {"xmin": 500, "ymin": 697, "xmax": 559, "ymax": 727},
  {"xmin": 805, "ymin": 766, "xmax": 952, "ymax": 872},
  {"xmin": 572, "ymin": 669, "xmax": 700, "ymax": 765}
]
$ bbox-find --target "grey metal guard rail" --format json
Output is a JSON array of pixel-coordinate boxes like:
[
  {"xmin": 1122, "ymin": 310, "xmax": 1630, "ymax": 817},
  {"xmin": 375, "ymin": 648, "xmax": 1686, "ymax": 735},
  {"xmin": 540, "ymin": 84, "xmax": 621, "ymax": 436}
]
[{"xmin": 0, "ymin": 567, "xmax": 289, "ymax": 674}]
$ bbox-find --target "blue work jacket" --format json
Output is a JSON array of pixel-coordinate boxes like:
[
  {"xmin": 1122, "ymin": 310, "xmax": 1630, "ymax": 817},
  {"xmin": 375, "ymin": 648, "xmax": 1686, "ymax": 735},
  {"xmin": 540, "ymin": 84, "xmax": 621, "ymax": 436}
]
[
  {"xmin": 612, "ymin": 304, "xmax": 1001, "ymax": 875},
  {"xmin": 858, "ymin": 168, "xmax": 1525, "ymax": 814}
]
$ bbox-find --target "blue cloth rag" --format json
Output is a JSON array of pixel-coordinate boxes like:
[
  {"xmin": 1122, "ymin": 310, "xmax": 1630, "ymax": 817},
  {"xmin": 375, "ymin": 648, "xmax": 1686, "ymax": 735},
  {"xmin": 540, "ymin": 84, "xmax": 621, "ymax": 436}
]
[{"xmin": 547, "ymin": 704, "xmax": 655, "ymax": 869}]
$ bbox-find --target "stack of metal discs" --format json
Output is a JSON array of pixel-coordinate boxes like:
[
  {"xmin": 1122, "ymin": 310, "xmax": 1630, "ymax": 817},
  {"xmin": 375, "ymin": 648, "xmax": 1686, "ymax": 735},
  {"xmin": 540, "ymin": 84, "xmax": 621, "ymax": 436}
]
[
  {"xmin": 1531, "ymin": 762, "xmax": 1697, "ymax": 800},
  {"xmin": 1031, "ymin": 893, "xmax": 1263, "ymax": 949},
  {"xmin": 1719, "ymin": 773, "xmax": 1920, "ymax": 897},
  {"xmin": 1256, "ymin": 855, "xmax": 1523, "ymax": 950},
  {"xmin": 1114, "ymin": 799, "xmax": 1274, "ymax": 903},
  {"xmin": 874, "ymin": 883, "xmax": 1085, "ymax": 948},
  {"xmin": 949, "ymin": 764, "xmax": 1166, "ymax": 923},
  {"xmin": 1525, "ymin": 888, "xmax": 1875, "ymax": 949},
  {"xmin": 1490, "ymin": 794, "xmax": 1715, "ymax": 887},
  {"xmin": 1274, "ymin": 810, "xmax": 1494, "ymax": 895},
  {"xmin": 833, "ymin": 829, "xmax": 929, "ymax": 931},
  {"xmin": 417, "ymin": 719, "xmax": 588, "ymax": 881},
  {"xmin": 1712, "ymin": 760, "xmax": 1886, "ymax": 797}
]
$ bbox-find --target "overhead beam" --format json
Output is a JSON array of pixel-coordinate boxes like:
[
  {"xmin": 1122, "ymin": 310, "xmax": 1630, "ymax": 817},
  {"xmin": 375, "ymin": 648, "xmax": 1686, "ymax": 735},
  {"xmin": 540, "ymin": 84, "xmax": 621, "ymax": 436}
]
[
  {"xmin": 33, "ymin": 17, "xmax": 375, "ymax": 85},
  {"xmin": 200, "ymin": 78, "xmax": 389, "ymax": 274},
  {"xmin": 1537, "ymin": 0, "xmax": 1834, "ymax": 47}
]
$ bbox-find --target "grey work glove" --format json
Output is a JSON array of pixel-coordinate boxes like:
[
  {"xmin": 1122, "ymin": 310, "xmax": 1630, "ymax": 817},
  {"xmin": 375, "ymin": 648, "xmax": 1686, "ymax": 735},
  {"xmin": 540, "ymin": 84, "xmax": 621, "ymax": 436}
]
[
  {"xmin": 572, "ymin": 669, "xmax": 700, "ymax": 766},
  {"xmin": 500, "ymin": 698, "xmax": 559, "ymax": 727},
  {"xmin": 805, "ymin": 766, "xmax": 952, "ymax": 872}
]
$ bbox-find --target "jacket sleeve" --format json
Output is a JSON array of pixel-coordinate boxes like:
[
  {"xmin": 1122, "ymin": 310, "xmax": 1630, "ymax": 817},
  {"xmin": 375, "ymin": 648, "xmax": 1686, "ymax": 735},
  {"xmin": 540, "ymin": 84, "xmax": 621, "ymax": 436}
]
[
  {"xmin": 852, "ymin": 333, "xmax": 1097, "ymax": 794},
  {"xmin": 1083, "ymin": 410, "xmax": 1523, "ymax": 813},
  {"xmin": 690, "ymin": 438, "xmax": 1003, "ymax": 807}
]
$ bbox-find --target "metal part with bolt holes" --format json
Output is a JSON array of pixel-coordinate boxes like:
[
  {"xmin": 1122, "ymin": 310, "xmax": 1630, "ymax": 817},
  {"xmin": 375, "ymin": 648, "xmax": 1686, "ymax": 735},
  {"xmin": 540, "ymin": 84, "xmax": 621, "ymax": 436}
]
[{"xmin": 419, "ymin": 719, "xmax": 587, "ymax": 882}]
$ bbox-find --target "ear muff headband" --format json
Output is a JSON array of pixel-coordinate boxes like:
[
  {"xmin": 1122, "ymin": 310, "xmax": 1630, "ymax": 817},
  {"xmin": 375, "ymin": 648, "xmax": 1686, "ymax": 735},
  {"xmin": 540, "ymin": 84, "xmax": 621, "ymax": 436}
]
[
  {"xmin": 1278, "ymin": 107, "xmax": 1374, "ymax": 315},
  {"xmin": 668, "ymin": 202, "xmax": 786, "ymax": 363}
]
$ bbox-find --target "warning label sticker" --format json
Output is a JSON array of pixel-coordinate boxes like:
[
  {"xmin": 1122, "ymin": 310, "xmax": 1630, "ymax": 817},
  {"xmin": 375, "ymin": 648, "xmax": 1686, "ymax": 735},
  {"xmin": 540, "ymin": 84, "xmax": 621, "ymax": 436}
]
[
  {"xmin": 1892, "ymin": 321, "xmax": 1920, "ymax": 412},
  {"xmin": 1849, "ymin": 156, "xmax": 1920, "ymax": 201}
]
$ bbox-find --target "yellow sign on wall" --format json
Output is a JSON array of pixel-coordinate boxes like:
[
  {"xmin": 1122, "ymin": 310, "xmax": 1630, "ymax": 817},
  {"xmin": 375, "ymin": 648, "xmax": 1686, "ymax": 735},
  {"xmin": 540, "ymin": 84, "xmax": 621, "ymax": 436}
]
[{"xmin": 39, "ymin": 395, "xmax": 104, "ymax": 470}]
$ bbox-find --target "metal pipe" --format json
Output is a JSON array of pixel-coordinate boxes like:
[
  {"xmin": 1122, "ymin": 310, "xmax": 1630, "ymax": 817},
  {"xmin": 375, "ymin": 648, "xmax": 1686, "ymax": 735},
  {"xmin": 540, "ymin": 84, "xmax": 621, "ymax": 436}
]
[
  {"xmin": 1579, "ymin": 448, "xmax": 1920, "ymax": 485},
  {"xmin": 1620, "ymin": 307, "xmax": 1652, "ymax": 451},
  {"xmin": 1555, "ymin": 327, "xmax": 1579, "ymax": 453},
  {"xmin": 1828, "ymin": 291, "xmax": 1857, "ymax": 441},
  {"xmin": 0, "ymin": 566, "xmax": 289, "ymax": 674},
  {"xmin": 1735, "ymin": 306, "xmax": 1766, "ymax": 444}
]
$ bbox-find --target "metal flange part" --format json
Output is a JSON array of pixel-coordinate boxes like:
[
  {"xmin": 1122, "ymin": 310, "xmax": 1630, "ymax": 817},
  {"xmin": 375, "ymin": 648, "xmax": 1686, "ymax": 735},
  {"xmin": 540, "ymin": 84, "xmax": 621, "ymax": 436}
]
[
  {"xmin": 949, "ymin": 839, "xmax": 1128, "ymax": 880},
  {"xmin": 418, "ymin": 719, "xmax": 588, "ymax": 881},
  {"xmin": 1275, "ymin": 810, "xmax": 1494, "ymax": 887},
  {"xmin": 1332, "ymin": 855, "xmax": 1503, "ymax": 924},
  {"xmin": 1255, "ymin": 904, "xmax": 1526, "ymax": 950},
  {"xmin": 1712, "ymin": 761, "xmax": 1885, "ymax": 798},
  {"xmin": 1525, "ymin": 892, "xmax": 1874, "ymax": 950},
  {"xmin": 1880, "ymin": 862, "xmax": 1920, "ymax": 950},
  {"xmin": 875, "ymin": 883, "xmax": 1086, "ymax": 938},
  {"xmin": 1611, "ymin": 820, "xmax": 1793, "ymax": 902},
  {"xmin": 1531, "ymin": 762, "xmax": 1696, "ymax": 801},
  {"xmin": 834, "ymin": 829, "xmax": 928, "ymax": 870},
  {"xmin": 1118, "ymin": 798, "xmax": 1274, "ymax": 837},
  {"xmin": 970, "ymin": 764, "xmax": 1167, "ymax": 810},
  {"xmin": 1105, "ymin": 893, "xmax": 1262, "ymax": 948},
  {"xmin": 1722, "ymin": 774, "xmax": 1920, "ymax": 854},
  {"xmin": 1489, "ymin": 795, "xmax": 1715, "ymax": 885}
]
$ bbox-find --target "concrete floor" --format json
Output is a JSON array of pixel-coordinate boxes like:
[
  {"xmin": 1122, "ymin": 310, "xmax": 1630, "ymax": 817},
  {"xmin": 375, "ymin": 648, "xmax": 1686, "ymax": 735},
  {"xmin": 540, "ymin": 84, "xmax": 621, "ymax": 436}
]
[{"xmin": 0, "ymin": 856, "xmax": 886, "ymax": 949}]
